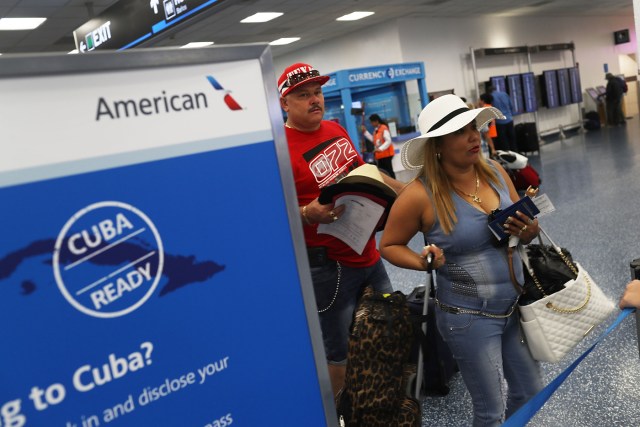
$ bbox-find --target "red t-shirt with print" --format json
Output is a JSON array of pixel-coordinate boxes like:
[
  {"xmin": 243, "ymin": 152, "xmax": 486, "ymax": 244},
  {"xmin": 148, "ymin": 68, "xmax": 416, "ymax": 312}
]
[{"xmin": 285, "ymin": 120, "xmax": 379, "ymax": 268}]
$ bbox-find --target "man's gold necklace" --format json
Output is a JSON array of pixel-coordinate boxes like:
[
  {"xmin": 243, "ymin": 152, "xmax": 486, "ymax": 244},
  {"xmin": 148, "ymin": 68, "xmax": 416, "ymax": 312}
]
[{"xmin": 458, "ymin": 172, "xmax": 482, "ymax": 204}]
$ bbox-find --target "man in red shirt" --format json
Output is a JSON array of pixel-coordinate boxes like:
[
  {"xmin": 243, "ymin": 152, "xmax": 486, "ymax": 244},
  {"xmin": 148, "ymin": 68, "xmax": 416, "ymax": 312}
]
[{"xmin": 278, "ymin": 63, "xmax": 404, "ymax": 396}]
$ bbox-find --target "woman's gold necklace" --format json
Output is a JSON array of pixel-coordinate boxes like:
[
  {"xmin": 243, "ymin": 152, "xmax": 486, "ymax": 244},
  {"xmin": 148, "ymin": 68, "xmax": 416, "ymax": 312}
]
[{"xmin": 459, "ymin": 172, "xmax": 482, "ymax": 204}]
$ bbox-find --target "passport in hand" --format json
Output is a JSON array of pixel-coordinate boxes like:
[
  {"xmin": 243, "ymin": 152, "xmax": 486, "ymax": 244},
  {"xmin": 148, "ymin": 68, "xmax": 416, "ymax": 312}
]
[{"xmin": 487, "ymin": 196, "xmax": 540, "ymax": 241}]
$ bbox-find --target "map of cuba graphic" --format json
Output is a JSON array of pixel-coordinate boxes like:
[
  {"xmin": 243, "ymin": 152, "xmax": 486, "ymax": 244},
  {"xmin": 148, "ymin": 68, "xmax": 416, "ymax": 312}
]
[
  {"xmin": 0, "ymin": 202, "xmax": 225, "ymax": 313},
  {"xmin": 0, "ymin": 239, "xmax": 225, "ymax": 296}
]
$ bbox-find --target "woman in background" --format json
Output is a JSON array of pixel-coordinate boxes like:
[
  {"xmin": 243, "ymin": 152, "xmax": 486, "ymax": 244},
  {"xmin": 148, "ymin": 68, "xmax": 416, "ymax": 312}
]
[{"xmin": 362, "ymin": 113, "xmax": 396, "ymax": 178}]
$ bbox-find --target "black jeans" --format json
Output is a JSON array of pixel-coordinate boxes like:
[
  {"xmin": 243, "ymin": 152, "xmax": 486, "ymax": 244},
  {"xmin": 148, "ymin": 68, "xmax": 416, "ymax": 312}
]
[
  {"xmin": 606, "ymin": 99, "xmax": 625, "ymax": 125},
  {"xmin": 495, "ymin": 122, "xmax": 518, "ymax": 152}
]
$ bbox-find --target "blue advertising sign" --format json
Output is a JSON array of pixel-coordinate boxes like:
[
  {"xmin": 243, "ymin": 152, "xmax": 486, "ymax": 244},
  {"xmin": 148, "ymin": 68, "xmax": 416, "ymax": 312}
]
[
  {"xmin": 0, "ymin": 45, "xmax": 334, "ymax": 426},
  {"xmin": 521, "ymin": 72, "xmax": 538, "ymax": 113},
  {"xmin": 322, "ymin": 62, "xmax": 427, "ymax": 152}
]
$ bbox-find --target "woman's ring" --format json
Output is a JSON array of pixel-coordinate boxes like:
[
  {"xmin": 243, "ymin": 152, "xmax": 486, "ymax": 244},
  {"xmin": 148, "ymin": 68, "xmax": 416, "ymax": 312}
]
[
  {"xmin": 528, "ymin": 218, "xmax": 534, "ymax": 225},
  {"xmin": 521, "ymin": 225, "xmax": 528, "ymax": 233}
]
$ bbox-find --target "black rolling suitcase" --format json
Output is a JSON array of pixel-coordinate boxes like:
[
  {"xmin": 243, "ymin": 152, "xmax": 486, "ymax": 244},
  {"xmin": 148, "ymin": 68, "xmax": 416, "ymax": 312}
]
[
  {"xmin": 406, "ymin": 282, "xmax": 458, "ymax": 397},
  {"xmin": 515, "ymin": 122, "xmax": 539, "ymax": 154}
]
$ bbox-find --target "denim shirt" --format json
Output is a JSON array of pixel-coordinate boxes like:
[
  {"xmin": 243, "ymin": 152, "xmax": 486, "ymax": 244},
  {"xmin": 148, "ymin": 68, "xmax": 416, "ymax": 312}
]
[{"xmin": 421, "ymin": 168, "xmax": 523, "ymax": 312}]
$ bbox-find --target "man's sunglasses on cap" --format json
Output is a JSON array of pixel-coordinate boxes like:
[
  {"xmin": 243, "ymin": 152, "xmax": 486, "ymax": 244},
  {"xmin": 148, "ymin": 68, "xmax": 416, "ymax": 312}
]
[{"xmin": 284, "ymin": 69, "xmax": 321, "ymax": 88}]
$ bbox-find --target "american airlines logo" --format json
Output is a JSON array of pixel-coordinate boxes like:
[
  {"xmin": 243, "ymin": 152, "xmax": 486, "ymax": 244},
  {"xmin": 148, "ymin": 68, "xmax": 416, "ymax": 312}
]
[
  {"xmin": 95, "ymin": 75, "xmax": 244, "ymax": 121},
  {"xmin": 205, "ymin": 76, "xmax": 243, "ymax": 110}
]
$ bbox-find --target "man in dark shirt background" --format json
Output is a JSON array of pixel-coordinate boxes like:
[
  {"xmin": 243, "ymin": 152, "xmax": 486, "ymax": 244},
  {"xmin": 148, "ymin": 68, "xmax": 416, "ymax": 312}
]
[{"xmin": 604, "ymin": 73, "xmax": 626, "ymax": 126}]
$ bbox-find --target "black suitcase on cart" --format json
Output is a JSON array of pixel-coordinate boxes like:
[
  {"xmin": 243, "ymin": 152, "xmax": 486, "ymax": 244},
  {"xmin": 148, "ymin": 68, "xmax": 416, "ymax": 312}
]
[{"xmin": 515, "ymin": 122, "xmax": 539, "ymax": 154}]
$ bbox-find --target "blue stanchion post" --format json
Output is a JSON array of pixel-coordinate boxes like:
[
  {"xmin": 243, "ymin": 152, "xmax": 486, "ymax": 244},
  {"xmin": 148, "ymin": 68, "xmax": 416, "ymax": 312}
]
[
  {"xmin": 502, "ymin": 308, "xmax": 635, "ymax": 427},
  {"xmin": 631, "ymin": 259, "xmax": 640, "ymax": 358}
]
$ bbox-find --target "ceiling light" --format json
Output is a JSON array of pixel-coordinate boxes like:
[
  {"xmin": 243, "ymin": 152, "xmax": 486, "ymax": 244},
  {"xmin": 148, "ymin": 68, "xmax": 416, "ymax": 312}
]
[
  {"xmin": 180, "ymin": 42, "xmax": 214, "ymax": 48},
  {"xmin": 241, "ymin": 12, "xmax": 283, "ymax": 23},
  {"xmin": 336, "ymin": 11, "xmax": 374, "ymax": 21},
  {"xmin": 270, "ymin": 37, "xmax": 300, "ymax": 46},
  {"xmin": 0, "ymin": 18, "xmax": 46, "ymax": 30}
]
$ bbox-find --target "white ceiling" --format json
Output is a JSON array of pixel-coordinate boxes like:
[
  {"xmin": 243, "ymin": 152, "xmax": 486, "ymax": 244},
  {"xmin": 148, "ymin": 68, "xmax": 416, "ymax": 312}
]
[{"xmin": 0, "ymin": 0, "xmax": 633, "ymax": 56}]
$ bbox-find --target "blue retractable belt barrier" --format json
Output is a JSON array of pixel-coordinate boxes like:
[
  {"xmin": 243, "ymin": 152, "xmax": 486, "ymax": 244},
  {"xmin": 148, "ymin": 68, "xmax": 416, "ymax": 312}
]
[{"xmin": 503, "ymin": 308, "xmax": 636, "ymax": 427}]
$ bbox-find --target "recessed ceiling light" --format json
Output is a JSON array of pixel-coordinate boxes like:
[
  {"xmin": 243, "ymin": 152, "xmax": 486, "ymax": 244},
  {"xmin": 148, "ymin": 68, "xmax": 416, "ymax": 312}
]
[
  {"xmin": 336, "ymin": 11, "xmax": 374, "ymax": 21},
  {"xmin": 241, "ymin": 12, "xmax": 283, "ymax": 23},
  {"xmin": 180, "ymin": 42, "xmax": 214, "ymax": 48},
  {"xmin": 269, "ymin": 37, "xmax": 300, "ymax": 46},
  {"xmin": 0, "ymin": 17, "xmax": 46, "ymax": 30}
]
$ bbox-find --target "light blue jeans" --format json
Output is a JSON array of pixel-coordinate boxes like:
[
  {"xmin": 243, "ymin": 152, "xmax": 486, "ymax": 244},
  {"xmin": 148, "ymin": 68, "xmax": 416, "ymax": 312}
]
[
  {"xmin": 436, "ymin": 306, "xmax": 543, "ymax": 426},
  {"xmin": 311, "ymin": 258, "xmax": 393, "ymax": 365}
]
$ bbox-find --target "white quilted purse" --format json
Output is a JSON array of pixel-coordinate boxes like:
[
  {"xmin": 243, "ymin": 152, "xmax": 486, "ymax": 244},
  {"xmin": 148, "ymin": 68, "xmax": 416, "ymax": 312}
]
[{"xmin": 518, "ymin": 231, "xmax": 615, "ymax": 363}]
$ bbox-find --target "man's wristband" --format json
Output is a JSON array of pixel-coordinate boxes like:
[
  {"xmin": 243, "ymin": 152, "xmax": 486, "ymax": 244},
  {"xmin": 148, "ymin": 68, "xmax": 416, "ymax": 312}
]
[{"xmin": 301, "ymin": 205, "xmax": 312, "ymax": 225}]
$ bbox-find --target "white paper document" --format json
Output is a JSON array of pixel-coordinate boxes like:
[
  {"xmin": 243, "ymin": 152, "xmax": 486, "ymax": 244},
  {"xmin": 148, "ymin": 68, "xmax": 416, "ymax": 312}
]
[
  {"xmin": 317, "ymin": 194, "xmax": 385, "ymax": 255},
  {"xmin": 531, "ymin": 193, "xmax": 556, "ymax": 218}
]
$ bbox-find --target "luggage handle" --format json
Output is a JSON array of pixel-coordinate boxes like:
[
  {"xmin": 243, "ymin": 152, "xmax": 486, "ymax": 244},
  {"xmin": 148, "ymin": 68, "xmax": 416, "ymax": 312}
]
[{"xmin": 415, "ymin": 252, "xmax": 435, "ymax": 399}]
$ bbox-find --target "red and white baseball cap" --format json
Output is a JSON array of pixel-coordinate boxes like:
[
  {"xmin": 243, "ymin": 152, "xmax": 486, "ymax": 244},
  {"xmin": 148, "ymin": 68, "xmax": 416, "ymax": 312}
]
[{"xmin": 277, "ymin": 63, "xmax": 330, "ymax": 97}]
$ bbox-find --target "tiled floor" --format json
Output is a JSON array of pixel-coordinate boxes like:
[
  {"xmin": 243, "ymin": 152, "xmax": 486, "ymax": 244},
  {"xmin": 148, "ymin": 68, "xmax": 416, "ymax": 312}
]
[{"xmin": 380, "ymin": 119, "xmax": 640, "ymax": 426}]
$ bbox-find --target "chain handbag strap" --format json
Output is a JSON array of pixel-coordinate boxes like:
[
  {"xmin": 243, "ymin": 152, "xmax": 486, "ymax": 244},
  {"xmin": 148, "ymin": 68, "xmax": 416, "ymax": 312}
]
[
  {"xmin": 520, "ymin": 227, "xmax": 591, "ymax": 313},
  {"xmin": 318, "ymin": 261, "xmax": 341, "ymax": 313},
  {"xmin": 543, "ymin": 271, "xmax": 591, "ymax": 314}
]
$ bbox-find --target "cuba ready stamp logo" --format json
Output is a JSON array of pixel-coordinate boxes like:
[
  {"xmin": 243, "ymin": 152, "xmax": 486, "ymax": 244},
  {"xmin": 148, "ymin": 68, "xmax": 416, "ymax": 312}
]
[{"xmin": 53, "ymin": 201, "xmax": 164, "ymax": 318}]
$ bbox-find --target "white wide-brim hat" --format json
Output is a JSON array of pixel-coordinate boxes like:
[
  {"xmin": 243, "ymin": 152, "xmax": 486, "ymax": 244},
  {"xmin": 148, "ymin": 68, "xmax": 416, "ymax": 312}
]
[{"xmin": 401, "ymin": 94, "xmax": 505, "ymax": 170}]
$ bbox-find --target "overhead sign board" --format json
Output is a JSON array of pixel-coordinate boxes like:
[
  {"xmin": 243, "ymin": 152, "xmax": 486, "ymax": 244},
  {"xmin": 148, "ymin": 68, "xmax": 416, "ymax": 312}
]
[
  {"xmin": 474, "ymin": 46, "xmax": 529, "ymax": 56},
  {"xmin": 73, "ymin": 0, "xmax": 228, "ymax": 52},
  {"xmin": 0, "ymin": 45, "xmax": 335, "ymax": 426},
  {"xmin": 536, "ymin": 42, "xmax": 575, "ymax": 52},
  {"xmin": 323, "ymin": 62, "xmax": 425, "ymax": 92}
]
